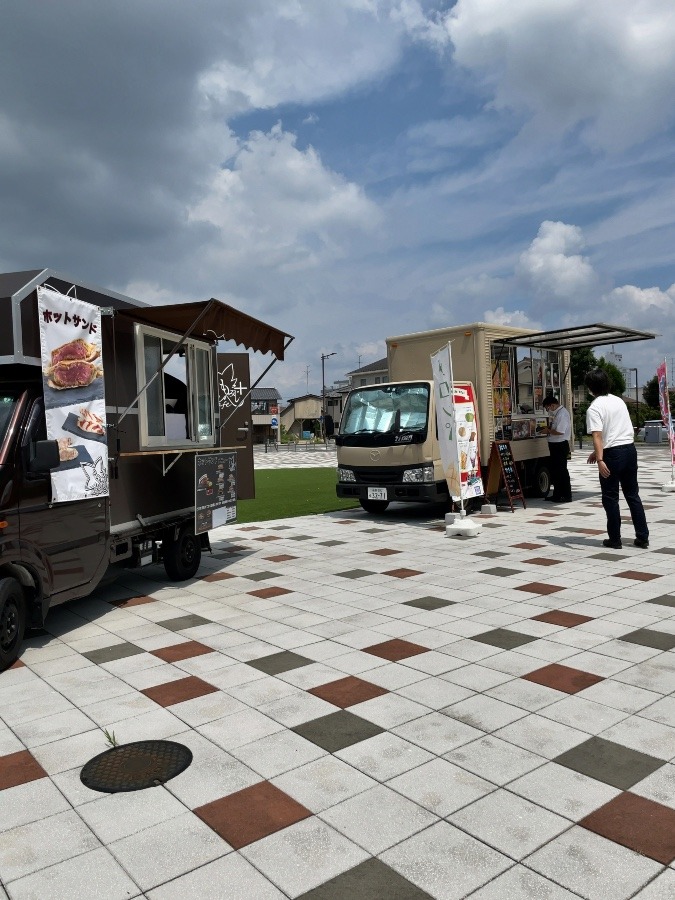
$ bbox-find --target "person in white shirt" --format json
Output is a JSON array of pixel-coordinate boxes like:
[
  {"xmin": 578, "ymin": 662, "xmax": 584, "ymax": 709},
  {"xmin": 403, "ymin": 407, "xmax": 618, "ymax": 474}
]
[
  {"xmin": 542, "ymin": 394, "xmax": 572, "ymax": 502},
  {"xmin": 585, "ymin": 369, "xmax": 649, "ymax": 550}
]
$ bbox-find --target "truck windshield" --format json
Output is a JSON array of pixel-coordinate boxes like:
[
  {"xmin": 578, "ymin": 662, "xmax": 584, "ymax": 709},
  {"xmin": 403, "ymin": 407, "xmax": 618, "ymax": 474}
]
[{"xmin": 339, "ymin": 383, "xmax": 429, "ymax": 445}]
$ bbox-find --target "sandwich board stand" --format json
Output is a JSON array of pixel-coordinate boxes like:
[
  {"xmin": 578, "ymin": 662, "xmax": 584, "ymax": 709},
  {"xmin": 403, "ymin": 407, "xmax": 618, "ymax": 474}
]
[{"xmin": 486, "ymin": 441, "xmax": 526, "ymax": 512}]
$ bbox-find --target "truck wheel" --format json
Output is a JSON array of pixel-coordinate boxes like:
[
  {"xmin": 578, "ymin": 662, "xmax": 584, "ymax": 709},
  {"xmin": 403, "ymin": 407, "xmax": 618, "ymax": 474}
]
[
  {"xmin": 163, "ymin": 526, "xmax": 202, "ymax": 581},
  {"xmin": 533, "ymin": 463, "xmax": 552, "ymax": 498},
  {"xmin": 0, "ymin": 578, "xmax": 26, "ymax": 672},
  {"xmin": 359, "ymin": 498, "xmax": 389, "ymax": 514}
]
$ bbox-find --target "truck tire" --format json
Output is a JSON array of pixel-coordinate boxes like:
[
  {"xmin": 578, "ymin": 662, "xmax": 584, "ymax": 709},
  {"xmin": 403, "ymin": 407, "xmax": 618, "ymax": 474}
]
[
  {"xmin": 163, "ymin": 525, "xmax": 202, "ymax": 581},
  {"xmin": 359, "ymin": 498, "xmax": 389, "ymax": 514},
  {"xmin": 533, "ymin": 462, "xmax": 552, "ymax": 498},
  {"xmin": 0, "ymin": 578, "xmax": 26, "ymax": 672}
]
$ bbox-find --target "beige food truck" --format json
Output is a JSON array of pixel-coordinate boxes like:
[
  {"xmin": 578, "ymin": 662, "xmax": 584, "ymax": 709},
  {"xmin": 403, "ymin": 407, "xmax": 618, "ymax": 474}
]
[{"xmin": 336, "ymin": 322, "xmax": 654, "ymax": 513}]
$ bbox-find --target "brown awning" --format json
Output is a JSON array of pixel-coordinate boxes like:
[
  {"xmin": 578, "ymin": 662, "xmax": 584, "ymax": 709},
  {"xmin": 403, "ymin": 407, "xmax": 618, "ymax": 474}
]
[{"xmin": 117, "ymin": 298, "xmax": 293, "ymax": 360}]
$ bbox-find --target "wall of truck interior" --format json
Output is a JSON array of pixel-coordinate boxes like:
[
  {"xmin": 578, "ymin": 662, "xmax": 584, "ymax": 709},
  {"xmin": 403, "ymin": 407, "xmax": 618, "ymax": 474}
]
[{"xmin": 491, "ymin": 345, "xmax": 564, "ymax": 442}]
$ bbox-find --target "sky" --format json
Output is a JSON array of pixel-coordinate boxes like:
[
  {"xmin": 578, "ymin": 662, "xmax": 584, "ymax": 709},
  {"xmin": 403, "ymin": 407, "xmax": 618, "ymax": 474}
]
[{"xmin": 3, "ymin": 0, "xmax": 675, "ymax": 399}]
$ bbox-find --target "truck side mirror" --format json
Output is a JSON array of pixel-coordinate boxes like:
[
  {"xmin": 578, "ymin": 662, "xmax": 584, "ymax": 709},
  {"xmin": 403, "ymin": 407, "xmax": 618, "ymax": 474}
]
[{"xmin": 29, "ymin": 440, "xmax": 61, "ymax": 474}]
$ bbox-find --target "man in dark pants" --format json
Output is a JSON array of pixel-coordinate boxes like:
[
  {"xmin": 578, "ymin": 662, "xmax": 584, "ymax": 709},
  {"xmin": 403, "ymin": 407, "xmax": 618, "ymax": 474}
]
[
  {"xmin": 542, "ymin": 394, "xmax": 572, "ymax": 502},
  {"xmin": 585, "ymin": 369, "xmax": 649, "ymax": 550}
]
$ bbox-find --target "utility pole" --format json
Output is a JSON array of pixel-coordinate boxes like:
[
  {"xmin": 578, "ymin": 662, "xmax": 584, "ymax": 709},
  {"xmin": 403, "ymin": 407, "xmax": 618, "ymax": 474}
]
[{"xmin": 305, "ymin": 366, "xmax": 310, "ymax": 390}]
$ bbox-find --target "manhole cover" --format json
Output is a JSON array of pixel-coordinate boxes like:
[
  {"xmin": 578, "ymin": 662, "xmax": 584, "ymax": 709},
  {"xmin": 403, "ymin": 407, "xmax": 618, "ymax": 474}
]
[{"xmin": 80, "ymin": 740, "xmax": 193, "ymax": 793}]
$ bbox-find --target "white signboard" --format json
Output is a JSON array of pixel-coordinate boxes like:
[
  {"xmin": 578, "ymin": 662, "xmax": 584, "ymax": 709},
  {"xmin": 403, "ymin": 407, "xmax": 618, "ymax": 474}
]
[
  {"xmin": 431, "ymin": 342, "xmax": 483, "ymax": 502},
  {"xmin": 37, "ymin": 286, "xmax": 108, "ymax": 502}
]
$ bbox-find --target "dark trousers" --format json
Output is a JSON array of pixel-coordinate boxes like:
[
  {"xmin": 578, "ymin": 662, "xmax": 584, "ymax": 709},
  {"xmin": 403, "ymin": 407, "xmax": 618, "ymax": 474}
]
[
  {"xmin": 548, "ymin": 440, "xmax": 571, "ymax": 499},
  {"xmin": 600, "ymin": 444, "xmax": 649, "ymax": 543}
]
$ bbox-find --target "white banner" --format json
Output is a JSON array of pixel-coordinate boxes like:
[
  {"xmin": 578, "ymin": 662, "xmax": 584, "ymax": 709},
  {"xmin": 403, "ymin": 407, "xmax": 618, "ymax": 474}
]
[
  {"xmin": 431, "ymin": 342, "xmax": 484, "ymax": 502},
  {"xmin": 37, "ymin": 286, "xmax": 108, "ymax": 502}
]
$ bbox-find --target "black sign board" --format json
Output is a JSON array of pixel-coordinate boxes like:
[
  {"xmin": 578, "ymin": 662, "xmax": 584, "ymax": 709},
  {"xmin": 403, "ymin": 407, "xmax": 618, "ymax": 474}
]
[
  {"xmin": 485, "ymin": 441, "xmax": 526, "ymax": 512},
  {"xmin": 195, "ymin": 451, "xmax": 237, "ymax": 534}
]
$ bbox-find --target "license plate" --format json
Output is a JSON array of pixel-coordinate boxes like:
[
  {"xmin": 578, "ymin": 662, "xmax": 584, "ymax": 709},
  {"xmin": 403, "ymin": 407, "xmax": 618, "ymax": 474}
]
[{"xmin": 367, "ymin": 487, "xmax": 387, "ymax": 501}]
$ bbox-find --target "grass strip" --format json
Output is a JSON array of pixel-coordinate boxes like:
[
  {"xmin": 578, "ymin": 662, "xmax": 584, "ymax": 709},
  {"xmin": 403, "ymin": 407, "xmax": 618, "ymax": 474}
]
[{"xmin": 236, "ymin": 468, "xmax": 359, "ymax": 523}]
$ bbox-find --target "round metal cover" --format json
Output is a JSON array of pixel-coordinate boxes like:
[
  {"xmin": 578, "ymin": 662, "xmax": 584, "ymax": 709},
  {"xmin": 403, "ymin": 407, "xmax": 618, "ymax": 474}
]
[{"xmin": 80, "ymin": 740, "xmax": 193, "ymax": 793}]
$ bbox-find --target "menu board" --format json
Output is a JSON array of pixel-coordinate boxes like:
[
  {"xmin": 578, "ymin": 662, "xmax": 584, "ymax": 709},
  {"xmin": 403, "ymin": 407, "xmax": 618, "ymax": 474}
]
[
  {"xmin": 485, "ymin": 441, "xmax": 526, "ymax": 511},
  {"xmin": 195, "ymin": 451, "xmax": 237, "ymax": 534}
]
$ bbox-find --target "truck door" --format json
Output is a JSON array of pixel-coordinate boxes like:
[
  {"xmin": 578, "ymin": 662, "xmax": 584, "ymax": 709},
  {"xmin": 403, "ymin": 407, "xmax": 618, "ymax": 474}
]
[{"xmin": 18, "ymin": 397, "xmax": 109, "ymax": 596}]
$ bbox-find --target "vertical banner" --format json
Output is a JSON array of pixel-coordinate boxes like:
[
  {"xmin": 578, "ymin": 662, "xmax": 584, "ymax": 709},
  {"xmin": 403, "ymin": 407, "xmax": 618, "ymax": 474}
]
[
  {"xmin": 431, "ymin": 343, "xmax": 484, "ymax": 502},
  {"xmin": 656, "ymin": 361, "xmax": 675, "ymax": 465},
  {"xmin": 37, "ymin": 286, "xmax": 108, "ymax": 502}
]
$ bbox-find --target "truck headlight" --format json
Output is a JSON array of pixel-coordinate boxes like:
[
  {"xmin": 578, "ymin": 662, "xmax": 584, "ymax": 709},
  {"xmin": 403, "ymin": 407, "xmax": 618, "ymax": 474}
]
[
  {"xmin": 337, "ymin": 468, "xmax": 356, "ymax": 482},
  {"xmin": 403, "ymin": 466, "xmax": 434, "ymax": 483}
]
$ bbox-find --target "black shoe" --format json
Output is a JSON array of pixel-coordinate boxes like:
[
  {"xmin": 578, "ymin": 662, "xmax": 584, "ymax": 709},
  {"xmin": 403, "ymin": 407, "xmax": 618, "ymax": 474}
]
[
  {"xmin": 552, "ymin": 497, "xmax": 572, "ymax": 503},
  {"xmin": 603, "ymin": 539, "xmax": 622, "ymax": 549},
  {"xmin": 544, "ymin": 496, "xmax": 556, "ymax": 502},
  {"xmin": 634, "ymin": 538, "xmax": 649, "ymax": 549}
]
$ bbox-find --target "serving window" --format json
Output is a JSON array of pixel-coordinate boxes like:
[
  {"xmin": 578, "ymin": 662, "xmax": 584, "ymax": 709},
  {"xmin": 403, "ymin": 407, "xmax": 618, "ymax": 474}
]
[
  {"xmin": 135, "ymin": 324, "xmax": 215, "ymax": 449},
  {"xmin": 491, "ymin": 344, "xmax": 563, "ymax": 441}
]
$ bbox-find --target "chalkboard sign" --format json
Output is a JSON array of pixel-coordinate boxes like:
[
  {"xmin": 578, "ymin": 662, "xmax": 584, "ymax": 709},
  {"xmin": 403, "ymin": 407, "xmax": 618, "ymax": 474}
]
[{"xmin": 485, "ymin": 441, "xmax": 526, "ymax": 512}]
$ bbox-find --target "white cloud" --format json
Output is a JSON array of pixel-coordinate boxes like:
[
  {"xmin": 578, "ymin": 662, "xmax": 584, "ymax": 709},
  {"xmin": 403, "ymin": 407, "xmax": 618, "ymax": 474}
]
[
  {"xmin": 189, "ymin": 123, "xmax": 381, "ymax": 275},
  {"xmin": 445, "ymin": 0, "xmax": 675, "ymax": 150},
  {"xmin": 483, "ymin": 306, "xmax": 541, "ymax": 330},
  {"xmin": 517, "ymin": 221, "xmax": 598, "ymax": 304}
]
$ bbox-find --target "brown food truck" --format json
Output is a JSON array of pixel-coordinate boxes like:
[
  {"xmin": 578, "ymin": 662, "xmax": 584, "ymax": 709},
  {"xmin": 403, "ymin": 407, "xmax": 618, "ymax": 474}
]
[{"xmin": 0, "ymin": 269, "xmax": 292, "ymax": 670}]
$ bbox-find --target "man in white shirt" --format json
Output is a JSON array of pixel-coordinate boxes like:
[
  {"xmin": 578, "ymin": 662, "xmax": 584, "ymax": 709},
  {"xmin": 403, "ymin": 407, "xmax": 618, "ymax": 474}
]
[
  {"xmin": 542, "ymin": 394, "xmax": 572, "ymax": 502},
  {"xmin": 585, "ymin": 369, "xmax": 649, "ymax": 550}
]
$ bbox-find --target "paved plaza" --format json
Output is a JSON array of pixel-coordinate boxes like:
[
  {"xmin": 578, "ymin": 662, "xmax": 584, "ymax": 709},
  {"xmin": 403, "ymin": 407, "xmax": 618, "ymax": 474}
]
[{"xmin": 1, "ymin": 446, "xmax": 675, "ymax": 898}]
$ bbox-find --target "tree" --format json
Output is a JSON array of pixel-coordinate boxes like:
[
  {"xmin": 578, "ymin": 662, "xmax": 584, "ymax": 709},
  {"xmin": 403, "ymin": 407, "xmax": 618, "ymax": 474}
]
[
  {"xmin": 570, "ymin": 348, "xmax": 597, "ymax": 388},
  {"xmin": 643, "ymin": 375, "xmax": 659, "ymax": 410},
  {"xmin": 596, "ymin": 358, "xmax": 626, "ymax": 396}
]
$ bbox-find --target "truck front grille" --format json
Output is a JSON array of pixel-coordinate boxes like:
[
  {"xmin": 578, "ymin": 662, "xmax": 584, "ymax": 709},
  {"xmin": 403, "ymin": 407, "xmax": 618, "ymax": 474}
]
[{"xmin": 353, "ymin": 466, "xmax": 406, "ymax": 485}]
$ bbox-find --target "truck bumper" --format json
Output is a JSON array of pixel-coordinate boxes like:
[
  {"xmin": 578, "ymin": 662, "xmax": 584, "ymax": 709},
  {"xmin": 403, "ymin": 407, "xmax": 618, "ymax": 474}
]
[{"xmin": 337, "ymin": 482, "xmax": 448, "ymax": 504}]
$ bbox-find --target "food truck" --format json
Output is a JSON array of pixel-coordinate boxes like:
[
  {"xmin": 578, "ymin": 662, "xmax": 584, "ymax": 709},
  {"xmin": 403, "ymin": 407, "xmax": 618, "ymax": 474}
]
[
  {"xmin": 0, "ymin": 269, "xmax": 292, "ymax": 670},
  {"xmin": 336, "ymin": 321, "xmax": 654, "ymax": 513}
]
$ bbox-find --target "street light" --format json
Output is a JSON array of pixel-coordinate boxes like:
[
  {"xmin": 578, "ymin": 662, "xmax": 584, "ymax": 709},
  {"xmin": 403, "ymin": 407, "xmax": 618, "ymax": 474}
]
[
  {"xmin": 629, "ymin": 367, "xmax": 639, "ymax": 428},
  {"xmin": 321, "ymin": 351, "xmax": 337, "ymax": 443}
]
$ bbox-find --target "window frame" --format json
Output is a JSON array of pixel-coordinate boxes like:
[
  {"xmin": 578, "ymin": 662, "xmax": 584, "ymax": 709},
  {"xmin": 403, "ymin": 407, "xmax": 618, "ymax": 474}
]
[{"xmin": 134, "ymin": 323, "xmax": 216, "ymax": 450}]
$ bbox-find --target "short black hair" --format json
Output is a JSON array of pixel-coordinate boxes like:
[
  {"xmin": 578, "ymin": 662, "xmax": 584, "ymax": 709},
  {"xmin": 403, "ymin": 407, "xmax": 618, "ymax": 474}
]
[
  {"xmin": 585, "ymin": 368, "xmax": 610, "ymax": 396},
  {"xmin": 542, "ymin": 394, "xmax": 558, "ymax": 408}
]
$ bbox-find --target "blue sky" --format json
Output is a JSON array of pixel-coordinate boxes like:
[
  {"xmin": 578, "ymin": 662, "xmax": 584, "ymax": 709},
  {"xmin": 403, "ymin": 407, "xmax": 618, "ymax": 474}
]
[{"xmin": 3, "ymin": 0, "xmax": 675, "ymax": 397}]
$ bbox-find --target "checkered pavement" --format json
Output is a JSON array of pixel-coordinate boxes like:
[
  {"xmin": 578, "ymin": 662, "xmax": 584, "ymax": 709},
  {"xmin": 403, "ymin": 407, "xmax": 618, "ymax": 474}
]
[{"xmin": 1, "ymin": 444, "xmax": 675, "ymax": 898}]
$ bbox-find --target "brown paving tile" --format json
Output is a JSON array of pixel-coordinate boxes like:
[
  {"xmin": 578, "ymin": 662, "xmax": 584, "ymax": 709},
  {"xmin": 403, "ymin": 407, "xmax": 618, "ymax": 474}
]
[
  {"xmin": 615, "ymin": 570, "xmax": 662, "ymax": 582},
  {"xmin": 151, "ymin": 641, "xmax": 216, "ymax": 663},
  {"xmin": 238, "ymin": 526, "xmax": 261, "ymax": 531},
  {"xmin": 368, "ymin": 548, "xmax": 402, "ymax": 556},
  {"xmin": 514, "ymin": 582, "xmax": 565, "ymax": 595},
  {"xmin": 522, "ymin": 557, "xmax": 563, "ymax": 566},
  {"xmin": 254, "ymin": 535, "xmax": 282, "ymax": 542},
  {"xmin": 9, "ymin": 658, "xmax": 25, "ymax": 669},
  {"xmin": 142, "ymin": 676, "xmax": 218, "ymax": 707},
  {"xmin": 308, "ymin": 676, "xmax": 389, "ymax": 708},
  {"xmin": 336, "ymin": 519, "xmax": 358, "ymax": 524},
  {"xmin": 264, "ymin": 554, "xmax": 299, "ymax": 562},
  {"xmin": 529, "ymin": 519, "xmax": 552, "ymax": 524},
  {"xmin": 362, "ymin": 639, "xmax": 429, "ymax": 661},
  {"xmin": 110, "ymin": 594, "xmax": 157, "ymax": 608},
  {"xmin": 523, "ymin": 663, "xmax": 604, "ymax": 694},
  {"xmin": 383, "ymin": 568, "xmax": 423, "ymax": 579},
  {"xmin": 511, "ymin": 542, "xmax": 546, "ymax": 550},
  {"xmin": 201, "ymin": 572, "xmax": 236, "ymax": 583},
  {"xmin": 580, "ymin": 792, "xmax": 675, "ymax": 864},
  {"xmin": 0, "ymin": 750, "xmax": 47, "ymax": 791},
  {"xmin": 247, "ymin": 586, "xmax": 294, "ymax": 599},
  {"xmin": 194, "ymin": 780, "xmax": 311, "ymax": 849},
  {"xmin": 532, "ymin": 610, "xmax": 594, "ymax": 627}
]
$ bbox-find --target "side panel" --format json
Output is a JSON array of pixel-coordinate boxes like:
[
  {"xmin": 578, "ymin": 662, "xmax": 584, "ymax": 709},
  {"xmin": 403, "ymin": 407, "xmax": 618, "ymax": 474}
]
[{"xmin": 216, "ymin": 353, "xmax": 254, "ymax": 500}]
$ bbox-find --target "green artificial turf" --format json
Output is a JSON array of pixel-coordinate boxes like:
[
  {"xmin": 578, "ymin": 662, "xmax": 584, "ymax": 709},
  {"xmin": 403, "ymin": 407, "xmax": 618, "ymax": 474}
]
[{"xmin": 236, "ymin": 468, "xmax": 360, "ymax": 523}]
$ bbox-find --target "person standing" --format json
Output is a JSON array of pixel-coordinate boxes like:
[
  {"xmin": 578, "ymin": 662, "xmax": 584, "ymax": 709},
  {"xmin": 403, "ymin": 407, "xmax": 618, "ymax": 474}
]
[
  {"xmin": 585, "ymin": 368, "xmax": 649, "ymax": 550},
  {"xmin": 542, "ymin": 394, "xmax": 572, "ymax": 502}
]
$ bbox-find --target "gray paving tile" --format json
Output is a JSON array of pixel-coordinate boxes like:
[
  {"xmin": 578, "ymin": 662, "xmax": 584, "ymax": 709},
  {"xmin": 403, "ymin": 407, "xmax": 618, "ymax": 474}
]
[
  {"xmin": 246, "ymin": 651, "xmax": 314, "ymax": 675},
  {"xmin": 403, "ymin": 596, "xmax": 456, "ymax": 611},
  {"xmin": 155, "ymin": 614, "xmax": 212, "ymax": 631},
  {"xmin": 471, "ymin": 628, "xmax": 538, "ymax": 650},
  {"xmin": 554, "ymin": 736, "xmax": 667, "ymax": 789},
  {"xmin": 82, "ymin": 643, "xmax": 145, "ymax": 664},
  {"xmin": 297, "ymin": 857, "xmax": 433, "ymax": 899},
  {"xmin": 619, "ymin": 628, "xmax": 675, "ymax": 651},
  {"xmin": 292, "ymin": 710, "xmax": 384, "ymax": 752}
]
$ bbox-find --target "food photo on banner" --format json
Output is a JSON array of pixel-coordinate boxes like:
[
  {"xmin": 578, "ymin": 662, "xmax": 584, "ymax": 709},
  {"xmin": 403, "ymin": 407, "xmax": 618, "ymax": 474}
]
[
  {"xmin": 431, "ymin": 342, "xmax": 484, "ymax": 504},
  {"xmin": 37, "ymin": 286, "xmax": 108, "ymax": 502}
]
